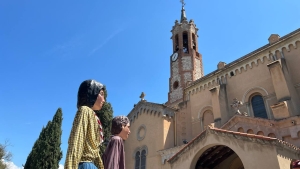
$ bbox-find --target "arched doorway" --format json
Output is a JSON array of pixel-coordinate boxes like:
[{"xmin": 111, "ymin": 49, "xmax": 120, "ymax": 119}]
[{"xmin": 195, "ymin": 145, "xmax": 244, "ymax": 169}]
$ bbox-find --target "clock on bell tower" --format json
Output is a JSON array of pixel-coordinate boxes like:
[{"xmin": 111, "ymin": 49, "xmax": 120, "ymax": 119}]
[{"xmin": 167, "ymin": 1, "xmax": 204, "ymax": 105}]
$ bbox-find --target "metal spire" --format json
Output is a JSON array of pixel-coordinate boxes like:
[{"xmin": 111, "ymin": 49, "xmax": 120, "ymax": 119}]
[{"xmin": 180, "ymin": 0, "xmax": 187, "ymax": 23}]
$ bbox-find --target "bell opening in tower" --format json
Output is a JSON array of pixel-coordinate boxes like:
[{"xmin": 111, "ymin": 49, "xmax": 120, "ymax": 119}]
[
  {"xmin": 175, "ymin": 34, "xmax": 179, "ymax": 52},
  {"xmin": 182, "ymin": 32, "xmax": 189, "ymax": 54},
  {"xmin": 192, "ymin": 33, "xmax": 196, "ymax": 50},
  {"xmin": 173, "ymin": 81, "xmax": 179, "ymax": 90}
]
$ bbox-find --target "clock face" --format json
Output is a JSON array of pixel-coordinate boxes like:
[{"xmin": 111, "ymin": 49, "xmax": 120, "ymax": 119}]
[{"xmin": 171, "ymin": 53, "xmax": 178, "ymax": 61}]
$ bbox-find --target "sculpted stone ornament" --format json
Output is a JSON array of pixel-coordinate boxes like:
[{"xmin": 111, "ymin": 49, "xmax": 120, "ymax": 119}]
[
  {"xmin": 231, "ymin": 98, "xmax": 248, "ymax": 116},
  {"xmin": 140, "ymin": 92, "xmax": 146, "ymax": 101}
]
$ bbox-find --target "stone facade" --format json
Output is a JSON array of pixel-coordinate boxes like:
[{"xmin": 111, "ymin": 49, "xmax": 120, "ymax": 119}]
[{"xmin": 125, "ymin": 6, "xmax": 300, "ymax": 169}]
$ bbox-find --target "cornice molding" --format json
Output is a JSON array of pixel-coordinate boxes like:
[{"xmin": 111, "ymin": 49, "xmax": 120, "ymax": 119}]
[
  {"xmin": 185, "ymin": 32, "xmax": 300, "ymax": 96},
  {"xmin": 127, "ymin": 101, "xmax": 176, "ymax": 124}
]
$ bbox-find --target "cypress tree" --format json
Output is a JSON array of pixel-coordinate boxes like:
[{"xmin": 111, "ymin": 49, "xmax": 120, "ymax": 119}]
[
  {"xmin": 95, "ymin": 86, "xmax": 113, "ymax": 155},
  {"xmin": 24, "ymin": 108, "xmax": 63, "ymax": 169}
]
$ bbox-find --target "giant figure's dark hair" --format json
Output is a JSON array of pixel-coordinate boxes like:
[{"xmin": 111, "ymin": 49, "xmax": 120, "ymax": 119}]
[
  {"xmin": 77, "ymin": 79, "xmax": 105, "ymax": 108},
  {"xmin": 111, "ymin": 116, "xmax": 130, "ymax": 135}
]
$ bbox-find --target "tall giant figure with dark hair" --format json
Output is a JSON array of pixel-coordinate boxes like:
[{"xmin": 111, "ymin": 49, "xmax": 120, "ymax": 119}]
[
  {"xmin": 102, "ymin": 116, "xmax": 131, "ymax": 169},
  {"xmin": 65, "ymin": 80, "xmax": 106, "ymax": 169}
]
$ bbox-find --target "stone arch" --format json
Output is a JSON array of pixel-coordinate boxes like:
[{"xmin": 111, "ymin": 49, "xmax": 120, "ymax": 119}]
[
  {"xmin": 288, "ymin": 44, "xmax": 295, "ymax": 51},
  {"xmin": 250, "ymin": 61, "xmax": 256, "ymax": 68},
  {"xmin": 133, "ymin": 145, "xmax": 148, "ymax": 169},
  {"xmin": 203, "ymin": 84, "xmax": 207, "ymax": 90},
  {"xmin": 234, "ymin": 68, "xmax": 240, "ymax": 75},
  {"xmin": 198, "ymin": 105, "xmax": 213, "ymax": 119},
  {"xmin": 191, "ymin": 144, "xmax": 245, "ymax": 169},
  {"xmin": 282, "ymin": 46, "xmax": 289, "ymax": 54},
  {"xmin": 208, "ymin": 81, "xmax": 212, "ymax": 88},
  {"xmin": 242, "ymin": 86, "xmax": 268, "ymax": 103},
  {"xmin": 240, "ymin": 66, "xmax": 246, "ymax": 73},
  {"xmin": 245, "ymin": 63, "xmax": 252, "ymax": 70},
  {"xmin": 198, "ymin": 105, "xmax": 213, "ymax": 131},
  {"xmin": 237, "ymin": 127, "xmax": 244, "ymax": 133},
  {"xmin": 257, "ymin": 58, "xmax": 264, "ymax": 65},
  {"xmin": 247, "ymin": 129, "xmax": 254, "ymax": 134},
  {"xmin": 202, "ymin": 110, "xmax": 214, "ymax": 130},
  {"xmin": 275, "ymin": 50, "xmax": 281, "ymax": 59},
  {"xmin": 242, "ymin": 87, "xmax": 269, "ymax": 118},
  {"xmin": 295, "ymin": 40, "xmax": 300, "ymax": 48},
  {"xmin": 268, "ymin": 133, "xmax": 276, "ymax": 138},
  {"xmin": 135, "ymin": 114, "xmax": 138, "ymax": 120},
  {"xmin": 132, "ymin": 145, "xmax": 148, "ymax": 158},
  {"xmin": 257, "ymin": 131, "xmax": 264, "ymax": 136},
  {"xmin": 230, "ymin": 156, "xmax": 244, "ymax": 169}
]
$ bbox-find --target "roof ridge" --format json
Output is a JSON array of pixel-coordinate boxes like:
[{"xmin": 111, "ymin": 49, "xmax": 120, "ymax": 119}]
[{"xmin": 167, "ymin": 126, "xmax": 300, "ymax": 164}]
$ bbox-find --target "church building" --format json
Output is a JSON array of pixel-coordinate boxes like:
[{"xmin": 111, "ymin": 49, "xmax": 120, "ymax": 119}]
[{"xmin": 125, "ymin": 2, "xmax": 300, "ymax": 169}]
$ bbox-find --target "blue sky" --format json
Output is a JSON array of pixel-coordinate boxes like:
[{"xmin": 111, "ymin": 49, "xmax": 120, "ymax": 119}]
[{"xmin": 0, "ymin": 0, "xmax": 299, "ymax": 168}]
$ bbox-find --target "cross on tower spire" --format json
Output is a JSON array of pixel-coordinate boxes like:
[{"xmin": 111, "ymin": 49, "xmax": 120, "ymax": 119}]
[
  {"xmin": 180, "ymin": 0, "xmax": 185, "ymax": 7},
  {"xmin": 180, "ymin": 0, "xmax": 187, "ymax": 22}
]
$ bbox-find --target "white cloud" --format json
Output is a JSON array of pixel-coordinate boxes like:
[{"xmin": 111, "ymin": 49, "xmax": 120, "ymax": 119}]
[
  {"xmin": 59, "ymin": 164, "xmax": 64, "ymax": 169},
  {"xmin": 89, "ymin": 28, "xmax": 124, "ymax": 55},
  {"xmin": 3, "ymin": 161, "xmax": 23, "ymax": 169},
  {"xmin": 44, "ymin": 34, "xmax": 84, "ymax": 58}
]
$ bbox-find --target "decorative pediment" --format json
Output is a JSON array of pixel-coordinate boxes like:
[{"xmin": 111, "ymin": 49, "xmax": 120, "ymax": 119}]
[{"xmin": 127, "ymin": 101, "xmax": 176, "ymax": 123}]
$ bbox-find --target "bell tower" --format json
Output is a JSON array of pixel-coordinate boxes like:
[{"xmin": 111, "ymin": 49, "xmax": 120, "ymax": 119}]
[{"xmin": 167, "ymin": 1, "xmax": 204, "ymax": 105}]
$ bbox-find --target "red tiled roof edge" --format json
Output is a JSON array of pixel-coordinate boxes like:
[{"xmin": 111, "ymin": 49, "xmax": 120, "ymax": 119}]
[
  {"xmin": 167, "ymin": 126, "xmax": 300, "ymax": 164},
  {"xmin": 167, "ymin": 129, "xmax": 208, "ymax": 163}
]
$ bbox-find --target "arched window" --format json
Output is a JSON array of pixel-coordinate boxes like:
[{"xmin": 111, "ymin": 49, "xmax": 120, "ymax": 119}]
[
  {"xmin": 182, "ymin": 32, "xmax": 189, "ymax": 53},
  {"xmin": 134, "ymin": 146, "xmax": 148, "ymax": 169},
  {"xmin": 251, "ymin": 95, "xmax": 268, "ymax": 119},
  {"xmin": 135, "ymin": 151, "xmax": 140, "ymax": 169},
  {"xmin": 141, "ymin": 150, "xmax": 146, "ymax": 169},
  {"xmin": 202, "ymin": 110, "xmax": 214, "ymax": 130}
]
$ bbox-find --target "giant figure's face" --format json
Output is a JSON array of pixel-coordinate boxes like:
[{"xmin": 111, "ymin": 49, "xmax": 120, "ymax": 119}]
[
  {"xmin": 92, "ymin": 89, "xmax": 105, "ymax": 110},
  {"xmin": 119, "ymin": 123, "xmax": 131, "ymax": 140}
]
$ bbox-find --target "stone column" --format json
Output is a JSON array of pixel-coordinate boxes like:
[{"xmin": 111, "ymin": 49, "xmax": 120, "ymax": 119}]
[
  {"xmin": 209, "ymin": 84, "xmax": 229, "ymax": 127},
  {"xmin": 267, "ymin": 59, "xmax": 300, "ymax": 116},
  {"xmin": 199, "ymin": 117, "xmax": 204, "ymax": 132},
  {"xmin": 245, "ymin": 102, "xmax": 252, "ymax": 117}
]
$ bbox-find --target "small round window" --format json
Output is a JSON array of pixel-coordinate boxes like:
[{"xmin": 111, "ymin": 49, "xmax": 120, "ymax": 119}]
[{"xmin": 173, "ymin": 81, "xmax": 179, "ymax": 90}]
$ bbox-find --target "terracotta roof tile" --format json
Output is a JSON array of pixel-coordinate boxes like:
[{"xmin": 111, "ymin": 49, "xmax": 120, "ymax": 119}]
[{"xmin": 167, "ymin": 126, "xmax": 300, "ymax": 163}]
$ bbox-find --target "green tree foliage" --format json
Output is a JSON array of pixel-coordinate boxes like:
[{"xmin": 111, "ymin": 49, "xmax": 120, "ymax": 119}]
[
  {"xmin": 0, "ymin": 140, "xmax": 12, "ymax": 169},
  {"xmin": 95, "ymin": 86, "xmax": 113, "ymax": 155},
  {"xmin": 24, "ymin": 108, "xmax": 63, "ymax": 169}
]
